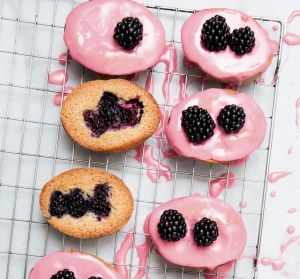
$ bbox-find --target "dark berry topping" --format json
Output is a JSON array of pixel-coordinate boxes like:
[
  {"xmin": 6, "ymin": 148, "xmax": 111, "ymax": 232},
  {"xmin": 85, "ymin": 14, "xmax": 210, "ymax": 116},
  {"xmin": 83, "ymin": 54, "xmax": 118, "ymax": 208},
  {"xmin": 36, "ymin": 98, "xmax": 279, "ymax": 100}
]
[
  {"xmin": 193, "ymin": 217, "xmax": 219, "ymax": 247},
  {"xmin": 83, "ymin": 91, "xmax": 144, "ymax": 138},
  {"xmin": 229, "ymin": 26, "xmax": 255, "ymax": 56},
  {"xmin": 49, "ymin": 184, "xmax": 111, "ymax": 220},
  {"xmin": 217, "ymin": 104, "xmax": 246, "ymax": 134},
  {"xmin": 51, "ymin": 269, "xmax": 75, "ymax": 279},
  {"xmin": 66, "ymin": 188, "xmax": 88, "ymax": 218},
  {"xmin": 49, "ymin": 191, "xmax": 67, "ymax": 218},
  {"xmin": 88, "ymin": 184, "xmax": 111, "ymax": 221},
  {"xmin": 157, "ymin": 209, "xmax": 187, "ymax": 241},
  {"xmin": 201, "ymin": 15, "xmax": 230, "ymax": 52},
  {"xmin": 181, "ymin": 105, "xmax": 216, "ymax": 144},
  {"xmin": 113, "ymin": 17, "xmax": 143, "ymax": 50}
]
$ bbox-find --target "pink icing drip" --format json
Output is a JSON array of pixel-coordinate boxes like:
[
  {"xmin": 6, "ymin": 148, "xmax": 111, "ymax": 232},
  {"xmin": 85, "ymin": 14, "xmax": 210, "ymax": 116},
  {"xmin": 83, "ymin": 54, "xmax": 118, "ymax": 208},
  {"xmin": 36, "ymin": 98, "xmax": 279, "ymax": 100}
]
[
  {"xmin": 156, "ymin": 44, "xmax": 177, "ymax": 102},
  {"xmin": 239, "ymin": 201, "xmax": 247, "ymax": 208},
  {"xmin": 288, "ymin": 135, "xmax": 298, "ymax": 155},
  {"xmin": 256, "ymin": 77, "xmax": 265, "ymax": 84},
  {"xmin": 53, "ymin": 87, "xmax": 74, "ymax": 106},
  {"xmin": 270, "ymin": 191, "xmax": 277, "ymax": 198},
  {"xmin": 284, "ymin": 33, "xmax": 300, "ymax": 46},
  {"xmin": 204, "ymin": 261, "xmax": 234, "ymax": 279},
  {"xmin": 270, "ymin": 40, "xmax": 279, "ymax": 55},
  {"xmin": 148, "ymin": 194, "xmax": 247, "ymax": 269},
  {"xmin": 114, "ymin": 230, "xmax": 134, "ymax": 278},
  {"xmin": 145, "ymin": 72, "xmax": 153, "ymax": 93},
  {"xmin": 209, "ymin": 172, "xmax": 236, "ymax": 198},
  {"xmin": 288, "ymin": 11, "xmax": 300, "ymax": 24},
  {"xmin": 260, "ymin": 257, "xmax": 285, "ymax": 271},
  {"xmin": 287, "ymin": 226, "xmax": 295, "ymax": 235},
  {"xmin": 28, "ymin": 251, "xmax": 122, "ymax": 279},
  {"xmin": 177, "ymin": 75, "xmax": 186, "ymax": 102},
  {"xmin": 134, "ymin": 144, "xmax": 172, "ymax": 183},
  {"xmin": 48, "ymin": 70, "xmax": 69, "ymax": 85},
  {"xmin": 268, "ymin": 171, "xmax": 291, "ymax": 183},
  {"xmin": 58, "ymin": 52, "xmax": 71, "ymax": 66},
  {"xmin": 229, "ymin": 157, "xmax": 247, "ymax": 166},
  {"xmin": 288, "ymin": 208, "xmax": 297, "ymax": 214}
]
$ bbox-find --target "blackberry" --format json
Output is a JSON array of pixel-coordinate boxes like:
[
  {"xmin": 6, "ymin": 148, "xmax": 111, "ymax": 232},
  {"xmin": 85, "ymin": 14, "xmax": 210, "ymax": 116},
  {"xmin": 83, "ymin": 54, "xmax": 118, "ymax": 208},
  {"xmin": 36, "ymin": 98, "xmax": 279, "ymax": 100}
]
[
  {"xmin": 181, "ymin": 105, "xmax": 216, "ymax": 144},
  {"xmin": 201, "ymin": 15, "xmax": 230, "ymax": 52},
  {"xmin": 89, "ymin": 184, "xmax": 111, "ymax": 220},
  {"xmin": 49, "ymin": 191, "xmax": 68, "ymax": 218},
  {"xmin": 66, "ymin": 188, "xmax": 88, "ymax": 218},
  {"xmin": 217, "ymin": 104, "xmax": 246, "ymax": 134},
  {"xmin": 157, "ymin": 209, "xmax": 187, "ymax": 241},
  {"xmin": 88, "ymin": 277, "xmax": 102, "ymax": 279},
  {"xmin": 113, "ymin": 17, "xmax": 143, "ymax": 50},
  {"xmin": 51, "ymin": 269, "xmax": 75, "ymax": 279},
  {"xmin": 229, "ymin": 26, "xmax": 255, "ymax": 56},
  {"xmin": 193, "ymin": 217, "xmax": 219, "ymax": 247},
  {"xmin": 83, "ymin": 91, "xmax": 144, "ymax": 138}
]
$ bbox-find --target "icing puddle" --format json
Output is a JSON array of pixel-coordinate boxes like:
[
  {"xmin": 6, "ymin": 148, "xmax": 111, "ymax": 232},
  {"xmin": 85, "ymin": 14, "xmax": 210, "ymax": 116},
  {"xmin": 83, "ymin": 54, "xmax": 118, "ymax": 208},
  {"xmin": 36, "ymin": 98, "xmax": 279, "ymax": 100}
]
[
  {"xmin": 259, "ymin": 236, "xmax": 300, "ymax": 277},
  {"xmin": 48, "ymin": 70, "xmax": 69, "ymax": 85},
  {"xmin": 268, "ymin": 171, "xmax": 291, "ymax": 183},
  {"xmin": 209, "ymin": 173, "xmax": 236, "ymax": 198}
]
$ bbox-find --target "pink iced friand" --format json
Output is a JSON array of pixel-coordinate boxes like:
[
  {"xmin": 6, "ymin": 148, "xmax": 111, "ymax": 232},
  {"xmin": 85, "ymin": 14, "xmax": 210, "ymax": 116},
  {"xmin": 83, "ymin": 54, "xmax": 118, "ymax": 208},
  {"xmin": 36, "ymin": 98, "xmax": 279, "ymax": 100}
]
[
  {"xmin": 148, "ymin": 194, "xmax": 247, "ymax": 269},
  {"xmin": 64, "ymin": 0, "xmax": 165, "ymax": 75},
  {"xmin": 166, "ymin": 88, "xmax": 267, "ymax": 162},
  {"xmin": 28, "ymin": 251, "xmax": 122, "ymax": 279},
  {"xmin": 182, "ymin": 8, "xmax": 273, "ymax": 83}
]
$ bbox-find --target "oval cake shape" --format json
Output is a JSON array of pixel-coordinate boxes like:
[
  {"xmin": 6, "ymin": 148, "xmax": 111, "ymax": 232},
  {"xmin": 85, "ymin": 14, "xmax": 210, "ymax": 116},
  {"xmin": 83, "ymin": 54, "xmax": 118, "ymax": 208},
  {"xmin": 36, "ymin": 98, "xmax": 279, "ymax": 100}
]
[
  {"xmin": 61, "ymin": 79, "xmax": 160, "ymax": 153},
  {"xmin": 64, "ymin": 0, "xmax": 165, "ymax": 75},
  {"xmin": 28, "ymin": 251, "xmax": 122, "ymax": 279},
  {"xmin": 40, "ymin": 168, "xmax": 133, "ymax": 239},
  {"xmin": 148, "ymin": 194, "xmax": 247, "ymax": 269},
  {"xmin": 166, "ymin": 88, "xmax": 267, "ymax": 162}
]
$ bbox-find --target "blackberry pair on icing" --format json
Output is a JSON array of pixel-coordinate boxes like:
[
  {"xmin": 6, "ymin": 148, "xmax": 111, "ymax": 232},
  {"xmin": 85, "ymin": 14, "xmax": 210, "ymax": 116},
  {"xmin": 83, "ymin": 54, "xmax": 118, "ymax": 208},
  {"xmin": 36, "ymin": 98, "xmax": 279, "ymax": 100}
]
[
  {"xmin": 51, "ymin": 269, "xmax": 101, "ymax": 279},
  {"xmin": 158, "ymin": 209, "xmax": 219, "ymax": 247},
  {"xmin": 182, "ymin": 104, "xmax": 246, "ymax": 144},
  {"xmin": 201, "ymin": 15, "xmax": 255, "ymax": 56}
]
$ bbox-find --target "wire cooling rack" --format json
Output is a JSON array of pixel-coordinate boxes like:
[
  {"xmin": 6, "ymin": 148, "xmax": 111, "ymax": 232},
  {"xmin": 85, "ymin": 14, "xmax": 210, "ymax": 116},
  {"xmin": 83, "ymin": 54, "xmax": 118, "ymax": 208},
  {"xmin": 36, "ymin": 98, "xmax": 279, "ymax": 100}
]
[{"xmin": 0, "ymin": 1, "xmax": 283, "ymax": 278}]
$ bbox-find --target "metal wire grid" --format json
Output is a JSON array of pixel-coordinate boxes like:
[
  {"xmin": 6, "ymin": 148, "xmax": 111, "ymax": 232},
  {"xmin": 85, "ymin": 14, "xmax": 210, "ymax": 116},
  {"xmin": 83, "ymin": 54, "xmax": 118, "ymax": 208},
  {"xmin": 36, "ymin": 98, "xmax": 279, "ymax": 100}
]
[{"xmin": 0, "ymin": 1, "xmax": 283, "ymax": 278}]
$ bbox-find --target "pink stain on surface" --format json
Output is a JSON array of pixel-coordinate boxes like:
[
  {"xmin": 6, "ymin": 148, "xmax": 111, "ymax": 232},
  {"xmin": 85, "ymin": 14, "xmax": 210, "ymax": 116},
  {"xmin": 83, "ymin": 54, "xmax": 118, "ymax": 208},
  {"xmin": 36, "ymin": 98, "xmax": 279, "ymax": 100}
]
[
  {"xmin": 270, "ymin": 191, "xmax": 277, "ymax": 198},
  {"xmin": 288, "ymin": 208, "xmax": 297, "ymax": 214},
  {"xmin": 268, "ymin": 171, "xmax": 291, "ymax": 183},
  {"xmin": 204, "ymin": 261, "xmax": 234, "ymax": 279},
  {"xmin": 114, "ymin": 230, "xmax": 134, "ymax": 278},
  {"xmin": 270, "ymin": 40, "xmax": 279, "ymax": 55},
  {"xmin": 135, "ymin": 144, "xmax": 172, "ymax": 183},
  {"xmin": 48, "ymin": 70, "xmax": 69, "ymax": 85},
  {"xmin": 296, "ymin": 97, "xmax": 300, "ymax": 128},
  {"xmin": 53, "ymin": 86, "xmax": 73, "ymax": 106},
  {"xmin": 287, "ymin": 226, "xmax": 295, "ymax": 235},
  {"xmin": 256, "ymin": 77, "xmax": 265, "ymax": 84},
  {"xmin": 209, "ymin": 173, "xmax": 236, "ymax": 198},
  {"xmin": 157, "ymin": 44, "xmax": 177, "ymax": 102},
  {"xmin": 58, "ymin": 53, "xmax": 71, "ymax": 66},
  {"xmin": 260, "ymin": 257, "xmax": 285, "ymax": 271},
  {"xmin": 239, "ymin": 201, "xmax": 248, "ymax": 209}
]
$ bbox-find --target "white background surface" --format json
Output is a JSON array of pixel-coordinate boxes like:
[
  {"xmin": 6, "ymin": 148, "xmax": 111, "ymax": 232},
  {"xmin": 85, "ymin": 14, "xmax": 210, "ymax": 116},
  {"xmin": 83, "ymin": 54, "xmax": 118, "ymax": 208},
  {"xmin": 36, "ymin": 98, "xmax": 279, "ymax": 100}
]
[{"xmin": 0, "ymin": 0, "xmax": 300, "ymax": 278}]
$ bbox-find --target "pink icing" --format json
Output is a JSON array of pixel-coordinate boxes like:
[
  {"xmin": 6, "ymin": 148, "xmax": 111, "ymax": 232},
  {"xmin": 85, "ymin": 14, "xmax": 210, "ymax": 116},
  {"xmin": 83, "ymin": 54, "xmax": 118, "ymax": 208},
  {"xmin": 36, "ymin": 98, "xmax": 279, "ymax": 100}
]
[
  {"xmin": 256, "ymin": 77, "xmax": 265, "ymax": 84},
  {"xmin": 58, "ymin": 52, "xmax": 71, "ymax": 66},
  {"xmin": 268, "ymin": 171, "xmax": 291, "ymax": 183},
  {"xmin": 239, "ymin": 201, "xmax": 247, "ymax": 208},
  {"xmin": 134, "ymin": 144, "xmax": 172, "ymax": 183},
  {"xmin": 284, "ymin": 33, "xmax": 300, "ymax": 46},
  {"xmin": 270, "ymin": 191, "xmax": 277, "ymax": 198},
  {"xmin": 296, "ymin": 97, "xmax": 300, "ymax": 128},
  {"xmin": 209, "ymin": 172, "xmax": 236, "ymax": 198},
  {"xmin": 53, "ymin": 87, "xmax": 74, "ymax": 106},
  {"xmin": 204, "ymin": 261, "xmax": 234, "ymax": 279},
  {"xmin": 181, "ymin": 8, "xmax": 273, "ymax": 83},
  {"xmin": 28, "ymin": 251, "xmax": 122, "ymax": 279},
  {"xmin": 272, "ymin": 25, "xmax": 279, "ymax": 31},
  {"xmin": 260, "ymin": 257, "xmax": 285, "ymax": 271},
  {"xmin": 64, "ymin": 0, "xmax": 165, "ymax": 75},
  {"xmin": 287, "ymin": 226, "xmax": 295, "ymax": 235},
  {"xmin": 48, "ymin": 70, "xmax": 69, "ymax": 85},
  {"xmin": 166, "ymin": 88, "xmax": 266, "ymax": 162},
  {"xmin": 148, "ymin": 194, "xmax": 247, "ymax": 269},
  {"xmin": 288, "ymin": 208, "xmax": 297, "ymax": 214}
]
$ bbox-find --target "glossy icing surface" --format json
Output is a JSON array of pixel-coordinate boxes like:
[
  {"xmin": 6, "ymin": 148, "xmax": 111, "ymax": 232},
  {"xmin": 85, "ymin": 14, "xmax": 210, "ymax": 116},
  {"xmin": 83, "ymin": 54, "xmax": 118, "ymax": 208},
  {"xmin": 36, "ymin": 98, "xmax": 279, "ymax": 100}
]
[
  {"xmin": 148, "ymin": 194, "xmax": 247, "ymax": 269},
  {"xmin": 28, "ymin": 251, "xmax": 122, "ymax": 279},
  {"xmin": 64, "ymin": 0, "xmax": 165, "ymax": 75},
  {"xmin": 181, "ymin": 8, "xmax": 273, "ymax": 83},
  {"xmin": 166, "ymin": 88, "xmax": 267, "ymax": 162}
]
